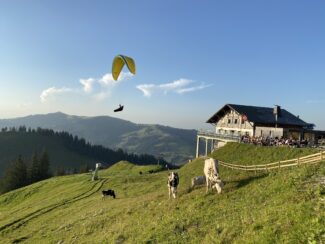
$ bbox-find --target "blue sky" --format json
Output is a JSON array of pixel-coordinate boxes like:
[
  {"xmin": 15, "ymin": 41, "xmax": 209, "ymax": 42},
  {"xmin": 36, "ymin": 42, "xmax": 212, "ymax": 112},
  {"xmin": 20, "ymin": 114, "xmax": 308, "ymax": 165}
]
[{"xmin": 0, "ymin": 1, "xmax": 324, "ymax": 129}]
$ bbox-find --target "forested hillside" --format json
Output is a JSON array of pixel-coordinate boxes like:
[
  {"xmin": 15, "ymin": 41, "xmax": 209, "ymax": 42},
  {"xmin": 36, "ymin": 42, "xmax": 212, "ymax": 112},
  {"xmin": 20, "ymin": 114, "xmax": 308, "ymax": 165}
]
[
  {"xmin": 0, "ymin": 112, "xmax": 196, "ymax": 164},
  {"xmin": 0, "ymin": 127, "xmax": 167, "ymax": 177}
]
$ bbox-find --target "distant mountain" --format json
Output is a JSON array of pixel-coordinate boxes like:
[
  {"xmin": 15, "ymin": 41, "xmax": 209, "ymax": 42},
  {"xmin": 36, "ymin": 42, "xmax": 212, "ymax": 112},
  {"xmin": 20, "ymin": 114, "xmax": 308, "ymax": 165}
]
[{"xmin": 0, "ymin": 112, "xmax": 197, "ymax": 165}]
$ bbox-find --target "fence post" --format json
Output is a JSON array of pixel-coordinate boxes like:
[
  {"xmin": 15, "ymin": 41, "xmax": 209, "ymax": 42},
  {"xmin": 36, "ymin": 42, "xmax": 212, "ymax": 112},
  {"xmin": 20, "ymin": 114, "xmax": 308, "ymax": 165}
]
[
  {"xmin": 278, "ymin": 161, "xmax": 281, "ymax": 170},
  {"xmin": 297, "ymin": 157, "xmax": 300, "ymax": 166},
  {"xmin": 255, "ymin": 165, "xmax": 257, "ymax": 175},
  {"xmin": 320, "ymin": 152, "xmax": 323, "ymax": 161}
]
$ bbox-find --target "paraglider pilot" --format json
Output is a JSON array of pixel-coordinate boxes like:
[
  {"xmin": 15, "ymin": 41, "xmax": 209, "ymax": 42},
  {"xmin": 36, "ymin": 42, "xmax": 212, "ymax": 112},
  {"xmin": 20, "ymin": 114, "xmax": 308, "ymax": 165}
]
[{"xmin": 114, "ymin": 104, "xmax": 124, "ymax": 112}]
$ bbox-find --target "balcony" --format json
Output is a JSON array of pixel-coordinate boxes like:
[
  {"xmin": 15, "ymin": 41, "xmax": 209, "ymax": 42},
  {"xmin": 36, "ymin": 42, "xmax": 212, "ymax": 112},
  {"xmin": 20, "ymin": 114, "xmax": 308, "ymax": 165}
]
[{"xmin": 197, "ymin": 129, "xmax": 241, "ymax": 141}]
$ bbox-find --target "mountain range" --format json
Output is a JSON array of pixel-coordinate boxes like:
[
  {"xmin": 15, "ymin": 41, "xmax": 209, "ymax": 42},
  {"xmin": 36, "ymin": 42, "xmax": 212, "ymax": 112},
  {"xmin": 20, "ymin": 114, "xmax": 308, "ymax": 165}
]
[{"xmin": 0, "ymin": 112, "xmax": 197, "ymax": 165}]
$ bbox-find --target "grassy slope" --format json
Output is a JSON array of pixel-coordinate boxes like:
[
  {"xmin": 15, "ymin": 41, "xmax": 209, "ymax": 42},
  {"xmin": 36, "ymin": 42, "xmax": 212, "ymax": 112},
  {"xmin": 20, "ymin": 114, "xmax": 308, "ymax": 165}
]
[
  {"xmin": 117, "ymin": 125, "xmax": 195, "ymax": 164},
  {"xmin": 0, "ymin": 143, "xmax": 324, "ymax": 243}
]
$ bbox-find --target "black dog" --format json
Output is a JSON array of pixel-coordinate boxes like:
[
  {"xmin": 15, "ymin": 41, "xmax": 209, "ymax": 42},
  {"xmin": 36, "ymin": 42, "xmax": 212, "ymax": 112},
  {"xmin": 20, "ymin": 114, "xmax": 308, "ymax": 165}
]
[{"xmin": 102, "ymin": 189, "xmax": 116, "ymax": 199}]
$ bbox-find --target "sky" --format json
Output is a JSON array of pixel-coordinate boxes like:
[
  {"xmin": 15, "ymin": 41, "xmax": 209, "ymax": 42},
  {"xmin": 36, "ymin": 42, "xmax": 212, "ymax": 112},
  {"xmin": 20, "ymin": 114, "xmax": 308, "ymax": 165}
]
[{"xmin": 0, "ymin": 1, "xmax": 325, "ymax": 130}]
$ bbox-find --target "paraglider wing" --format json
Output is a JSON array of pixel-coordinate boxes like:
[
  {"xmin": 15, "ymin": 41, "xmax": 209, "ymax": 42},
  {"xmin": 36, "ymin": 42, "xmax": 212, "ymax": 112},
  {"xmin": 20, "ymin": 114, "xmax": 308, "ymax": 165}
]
[{"xmin": 112, "ymin": 55, "xmax": 136, "ymax": 81}]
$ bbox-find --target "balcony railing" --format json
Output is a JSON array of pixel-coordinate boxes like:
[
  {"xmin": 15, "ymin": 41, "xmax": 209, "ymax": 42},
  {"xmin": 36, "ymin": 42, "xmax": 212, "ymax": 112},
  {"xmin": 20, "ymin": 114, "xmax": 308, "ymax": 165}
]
[{"xmin": 197, "ymin": 130, "xmax": 241, "ymax": 141}]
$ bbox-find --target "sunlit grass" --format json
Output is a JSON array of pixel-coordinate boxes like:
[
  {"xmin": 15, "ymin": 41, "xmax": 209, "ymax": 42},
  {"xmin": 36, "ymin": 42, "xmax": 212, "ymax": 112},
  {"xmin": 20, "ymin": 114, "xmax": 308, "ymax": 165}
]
[{"xmin": 0, "ymin": 143, "xmax": 324, "ymax": 243}]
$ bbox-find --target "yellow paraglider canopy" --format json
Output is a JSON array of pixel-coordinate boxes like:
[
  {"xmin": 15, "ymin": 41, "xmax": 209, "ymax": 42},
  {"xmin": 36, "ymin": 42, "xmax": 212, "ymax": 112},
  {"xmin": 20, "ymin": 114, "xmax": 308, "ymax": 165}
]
[{"xmin": 112, "ymin": 55, "xmax": 136, "ymax": 81}]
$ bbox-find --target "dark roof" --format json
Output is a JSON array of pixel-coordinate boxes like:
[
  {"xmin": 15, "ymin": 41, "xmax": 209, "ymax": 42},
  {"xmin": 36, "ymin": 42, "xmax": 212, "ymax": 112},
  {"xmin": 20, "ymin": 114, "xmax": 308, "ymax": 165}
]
[{"xmin": 207, "ymin": 104, "xmax": 309, "ymax": 127}]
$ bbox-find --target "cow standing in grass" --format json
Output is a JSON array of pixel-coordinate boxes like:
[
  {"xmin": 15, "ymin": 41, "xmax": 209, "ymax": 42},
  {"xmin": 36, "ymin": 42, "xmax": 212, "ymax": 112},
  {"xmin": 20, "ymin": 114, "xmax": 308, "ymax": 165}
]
[
  {"xmin": 204, "ymin": 158, "xmax": 222, "ymax": 193},
  {"xmin": 167, "ymin": 172, "xmax": 179, "ymax": 199}
]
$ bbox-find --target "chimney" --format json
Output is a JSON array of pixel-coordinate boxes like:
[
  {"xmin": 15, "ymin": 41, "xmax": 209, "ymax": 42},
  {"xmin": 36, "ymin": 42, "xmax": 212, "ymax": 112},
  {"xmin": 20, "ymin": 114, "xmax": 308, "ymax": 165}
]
[
  {"xmin": 273, "ymin": 105, "xmax": 281, "ymax": 117},
  {"xmin": 273, "ymin": 105, "xmax": 281, "ymax": 128}
]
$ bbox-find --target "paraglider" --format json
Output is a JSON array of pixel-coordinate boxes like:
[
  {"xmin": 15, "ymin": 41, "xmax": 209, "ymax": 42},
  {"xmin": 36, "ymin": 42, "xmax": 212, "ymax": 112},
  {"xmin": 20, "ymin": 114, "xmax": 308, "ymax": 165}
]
[
  {"xmin": 114, "ymin": 104, "xmax": 124, "ymax": 112},
  {"xmin": 112, "ymin": 55, "xmax": 136, "ymax": 81},
  {"xmin": 111, "ymin": 55, "xmax": 136, "ymax": 112}
]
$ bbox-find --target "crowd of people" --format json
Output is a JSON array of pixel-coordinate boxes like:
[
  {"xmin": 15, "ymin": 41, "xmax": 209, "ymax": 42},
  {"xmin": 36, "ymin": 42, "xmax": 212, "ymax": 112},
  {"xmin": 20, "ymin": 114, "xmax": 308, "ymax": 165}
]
[{"xmin": 240, "ymin": 135, "xmax": 311, "ymax": 148}]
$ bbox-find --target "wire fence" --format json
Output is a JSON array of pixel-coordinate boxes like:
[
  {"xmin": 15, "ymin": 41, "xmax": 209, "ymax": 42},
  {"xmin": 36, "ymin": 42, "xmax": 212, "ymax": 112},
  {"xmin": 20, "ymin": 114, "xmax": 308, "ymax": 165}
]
[{"xmin": 218, "ymin": 151, "xmax": 325, "ymax": 172}]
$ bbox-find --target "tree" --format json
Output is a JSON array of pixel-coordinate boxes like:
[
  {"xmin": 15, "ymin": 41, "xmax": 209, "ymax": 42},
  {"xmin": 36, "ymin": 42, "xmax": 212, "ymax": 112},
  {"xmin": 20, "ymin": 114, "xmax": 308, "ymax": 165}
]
[
  {"xmin": 28, "ymin": 152, "xmax": 40, "ymax": 183},
  {"xmin": 55, "ymin": 166, "xmax": 66, "ymax": 176},
  {"xmin": 79, "ymin": 164, "xmax": 91, "ymax": 173},
  {"xmin": 0, "ymin": 155, "xmax": 28, "ymax": 194},
  {"xmin": 39, "ymin": 151, "xmax": 51, "ymax": 180}
]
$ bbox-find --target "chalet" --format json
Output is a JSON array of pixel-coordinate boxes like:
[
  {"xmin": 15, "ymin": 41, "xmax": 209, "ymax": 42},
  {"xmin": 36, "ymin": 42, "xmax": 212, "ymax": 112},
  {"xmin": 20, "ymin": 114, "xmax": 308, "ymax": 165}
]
[{"xmin": 196, "ymin": 104, "xmax": 325, "ymax": 157}]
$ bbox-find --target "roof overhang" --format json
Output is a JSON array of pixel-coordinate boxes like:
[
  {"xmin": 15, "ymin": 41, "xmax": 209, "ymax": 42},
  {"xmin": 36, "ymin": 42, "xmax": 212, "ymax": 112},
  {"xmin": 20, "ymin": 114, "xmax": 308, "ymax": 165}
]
[{"xmin": 206, "ymin": 104, "xmax": 236, "ymax": 123}]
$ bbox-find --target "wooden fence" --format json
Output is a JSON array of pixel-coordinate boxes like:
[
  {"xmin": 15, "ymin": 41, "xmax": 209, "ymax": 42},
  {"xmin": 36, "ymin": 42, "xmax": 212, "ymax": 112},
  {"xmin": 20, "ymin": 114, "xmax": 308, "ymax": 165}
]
[{"xmin": 218, "ymin": 151, "xmax": 325, "ymax": 172}]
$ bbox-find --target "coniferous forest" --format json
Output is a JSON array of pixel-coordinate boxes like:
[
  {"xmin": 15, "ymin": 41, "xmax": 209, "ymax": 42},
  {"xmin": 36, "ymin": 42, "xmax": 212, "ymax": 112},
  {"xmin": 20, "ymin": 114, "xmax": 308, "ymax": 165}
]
[{"xmin": 0, "ymin": 127, "xmax": 169, "ymax": 194}]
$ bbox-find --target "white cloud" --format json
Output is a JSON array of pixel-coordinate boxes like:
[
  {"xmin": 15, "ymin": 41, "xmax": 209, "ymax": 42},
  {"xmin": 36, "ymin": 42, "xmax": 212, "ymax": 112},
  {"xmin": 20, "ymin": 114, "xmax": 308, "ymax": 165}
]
[
  {"xmin": 79, "ymin": 78, "xmax": 96, "ymax": 93},
  {"xmin": 136, "ymin": 84, "xmax": 156, "ymax": 97},
  {"xmin": 159, "ymin": 78, "xmax": 193, "ymax": 95},
  {"xmin": 99, "ymin": 73, "xmax": 115, "ymax": 86},
  {"xmin": 40, "ymin": 72, "xmax": 133, "ymax": 103},
  {"xmin": 40, "ymin": 87, "xmax": 74, "ymax": 103},
  {"xmin": 177, "ymin": 83, "xmax": 212, "ymax": 94},
  {"xmin": 136, "ymin": 78, "xmax": 212, "ymax": 97},
  {"xmin": 159, "ymin": 78, "xmax": 192, "ymax": 90},
  {"xmin": 99, "ymin": 72, "xmax": 133, "ymax": 86}
]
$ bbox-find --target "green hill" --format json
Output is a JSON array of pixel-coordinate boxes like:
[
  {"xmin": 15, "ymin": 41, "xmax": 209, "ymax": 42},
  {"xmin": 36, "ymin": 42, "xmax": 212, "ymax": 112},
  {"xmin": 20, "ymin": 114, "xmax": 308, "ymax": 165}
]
[
  {"xmin": 0, "ymin": 129, "xmax": 166, "ymax": 177},
  {"xmin": 0, "ymin": 112, "xmax": 197, "ymax": 165},
  {"xmin": 0, "ymin": 143, "xmax": 324, "ymax": 243},
  {"xmin": 0, "ymin": 130, "xmax": 96, "ymax": 174}
]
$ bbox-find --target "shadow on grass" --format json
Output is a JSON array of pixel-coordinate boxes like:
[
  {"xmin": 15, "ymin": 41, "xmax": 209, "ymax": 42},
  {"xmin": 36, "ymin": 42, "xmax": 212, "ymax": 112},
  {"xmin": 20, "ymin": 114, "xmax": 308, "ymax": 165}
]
[{"xmin": 225, "ymin": 173, "xmax": 268, "ymax": 191}]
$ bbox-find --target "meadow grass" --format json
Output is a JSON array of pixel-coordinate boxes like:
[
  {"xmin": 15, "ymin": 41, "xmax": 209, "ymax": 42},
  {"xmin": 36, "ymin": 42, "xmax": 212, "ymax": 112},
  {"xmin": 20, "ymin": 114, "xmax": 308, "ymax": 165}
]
[{"xmin": 0, "ymin": 143, "xmax": 324, "ymax": 243}]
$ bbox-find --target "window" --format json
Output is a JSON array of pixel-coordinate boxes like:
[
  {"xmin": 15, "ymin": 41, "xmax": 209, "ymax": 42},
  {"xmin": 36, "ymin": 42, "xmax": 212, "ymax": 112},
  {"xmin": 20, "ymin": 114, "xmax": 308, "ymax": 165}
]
[
  {"xmin": 234, "ymin": 119, "xmax": 238, "ymax": 124},
  {"xmin": 241, "ymin": 120, "xmax": 245, "ymax": 124},
  {"xmin": 228, "ymin": 119, "xmax": 231, "ymax": 124}
]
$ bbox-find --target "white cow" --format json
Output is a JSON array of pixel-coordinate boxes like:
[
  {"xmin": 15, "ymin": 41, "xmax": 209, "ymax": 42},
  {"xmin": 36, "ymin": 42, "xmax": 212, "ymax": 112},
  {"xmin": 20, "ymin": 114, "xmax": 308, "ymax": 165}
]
[
  {"xmin": 204, "ymin": 158, "xmax": 220, "ymax": 193},
  {"xmin": 191, "ymin": 175, "xmax": 206, "ymax": 188}
]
